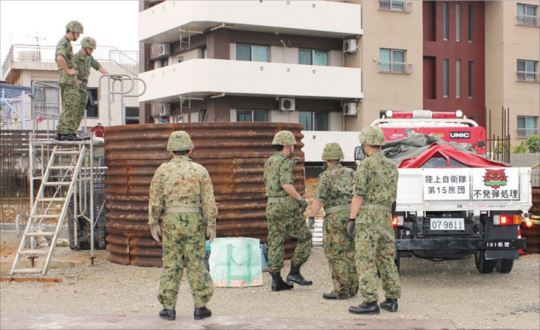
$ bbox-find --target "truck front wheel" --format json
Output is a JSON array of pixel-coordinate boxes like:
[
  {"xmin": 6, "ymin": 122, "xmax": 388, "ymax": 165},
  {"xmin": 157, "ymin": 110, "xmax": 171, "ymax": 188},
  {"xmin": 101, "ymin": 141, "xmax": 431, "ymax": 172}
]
[
  {"xmin": 495, "ymin": 259, "xmax": 514, "ymax": 273},
  {"xmin": 474, "ymin": 250, "xmax": 496, "ymax": 273}
]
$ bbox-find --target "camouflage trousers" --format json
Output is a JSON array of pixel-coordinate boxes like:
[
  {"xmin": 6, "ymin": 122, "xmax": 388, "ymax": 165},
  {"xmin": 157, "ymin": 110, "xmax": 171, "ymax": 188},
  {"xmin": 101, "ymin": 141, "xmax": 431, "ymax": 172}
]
[
  {"xmin": 57, "ymin": 84, "xmax": 85, "ymax": 135},
  {"xmin": 323, "ymin": 211, "xmax": 358, "ymax": 298},
  {"xmin": 158, "ymin": 213, "xmax": 214, "ymax": 309},
  {"xmin": 74, "ymin": 89, "xmax": 89, "ymax": 132},
  {"xmin": 266, "ymin": 198, "xmax": 312, "ymax": 273},
  {"xmin": 355, "ymin": 208, "xmax": 401, "ymax": 302}
]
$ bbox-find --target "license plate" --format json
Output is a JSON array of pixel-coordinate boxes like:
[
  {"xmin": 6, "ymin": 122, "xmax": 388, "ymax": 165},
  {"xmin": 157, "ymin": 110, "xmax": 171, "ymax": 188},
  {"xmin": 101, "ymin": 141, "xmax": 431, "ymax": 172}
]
[{"xmin": 430, "ymin": 218, "xmax": 464, "ymax": 231}]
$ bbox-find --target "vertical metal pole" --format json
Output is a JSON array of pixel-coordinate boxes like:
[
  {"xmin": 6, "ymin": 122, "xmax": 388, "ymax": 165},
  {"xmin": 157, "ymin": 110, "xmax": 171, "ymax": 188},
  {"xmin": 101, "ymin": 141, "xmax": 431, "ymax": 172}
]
[{"xmin": 90, "ymin": 141, "xmax": 95, "ymax": 262}]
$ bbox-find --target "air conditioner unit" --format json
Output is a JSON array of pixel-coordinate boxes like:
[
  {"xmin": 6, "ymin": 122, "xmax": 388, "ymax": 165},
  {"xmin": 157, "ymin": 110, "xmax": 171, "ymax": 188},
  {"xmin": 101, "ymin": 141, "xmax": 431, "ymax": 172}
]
[
  {"xmin": 158, "ymin": 103, "xmax": 171, "ymax": 116},
  {"xmin": 343, "ymin": 39, "xmax": 358, "ymax": 54},
  {"xmin": 343, "ymin": 102, "xmax": 358, "ymax": 116},
  {"xmin": 279, "ymin": 97, "xmax": 295, "ymax": 111},
  {"xmin": 157, "ymin": 43, "xmax": 171, "ymax": 57}
]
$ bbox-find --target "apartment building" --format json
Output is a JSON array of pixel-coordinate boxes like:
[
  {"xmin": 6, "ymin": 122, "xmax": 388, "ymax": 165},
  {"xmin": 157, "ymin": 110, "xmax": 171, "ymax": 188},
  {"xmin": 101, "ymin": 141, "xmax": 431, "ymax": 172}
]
[
  {"xmin": 1, "ymin": 44, "xmax": 140, "ymax": 131},
  {"xmin": 138, "ymin": 0, "xmax": 539, "ymax": 144}
]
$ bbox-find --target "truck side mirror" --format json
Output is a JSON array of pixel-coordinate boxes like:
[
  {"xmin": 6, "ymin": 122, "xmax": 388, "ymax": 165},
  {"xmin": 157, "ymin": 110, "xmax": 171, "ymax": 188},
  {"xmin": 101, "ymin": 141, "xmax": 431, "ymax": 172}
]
[{"xmin": 354, "ymin": 146, "xmax": 365, "ymax": 161}]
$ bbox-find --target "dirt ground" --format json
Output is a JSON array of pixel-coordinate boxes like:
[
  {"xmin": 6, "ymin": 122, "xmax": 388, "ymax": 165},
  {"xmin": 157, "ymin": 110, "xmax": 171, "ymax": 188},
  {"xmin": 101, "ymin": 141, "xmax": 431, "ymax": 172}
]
[{"xmin": 1, "ymin": 243, "xmax": 539, "ymax": 329}]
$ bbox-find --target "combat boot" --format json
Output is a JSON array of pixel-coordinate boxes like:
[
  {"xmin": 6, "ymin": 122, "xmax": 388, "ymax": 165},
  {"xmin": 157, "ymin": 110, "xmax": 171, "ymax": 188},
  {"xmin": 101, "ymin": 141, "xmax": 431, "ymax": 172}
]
[
  {"xmin": 271, "ymin": 271, "xmax": 293, "ymax": 291},
  {"xmin": 286, "ymin": 263, "xmax": 312, "ymax": 285},
  {"xmin": 194, "ymin": 306, "xmax": 212, "ymax": 320},
  {"xmin": 380, "ymin": 298, "xmax": 398, "ymax": 312},
  {"xmin": 348, "ymin": 301, "xmax": 380, "ymax": 315},
  {"xmin": 158, "ymin": 308, "xmax": 176, "ymax": 320},
  {"xmin": 322, "ymin": 291, "xmax": 352, "ymax": 300}
]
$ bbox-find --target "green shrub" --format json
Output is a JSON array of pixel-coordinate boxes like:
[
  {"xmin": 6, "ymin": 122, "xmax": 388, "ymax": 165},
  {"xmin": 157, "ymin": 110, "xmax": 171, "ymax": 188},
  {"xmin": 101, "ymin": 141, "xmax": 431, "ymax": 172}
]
[
  {"xmin": 512, "ymin": 142, "xmax": 528, "ymax": 154},
  {"xmin": 526, "ymin": 134, "xmax": 540, "ymax": 153}
]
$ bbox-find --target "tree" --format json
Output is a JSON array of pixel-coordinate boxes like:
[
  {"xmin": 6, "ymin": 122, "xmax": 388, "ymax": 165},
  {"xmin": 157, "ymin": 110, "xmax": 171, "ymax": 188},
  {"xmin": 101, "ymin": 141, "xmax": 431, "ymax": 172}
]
[{"xmin": 526, "ymin": 134, "xmax": 540, "ymax": 153}]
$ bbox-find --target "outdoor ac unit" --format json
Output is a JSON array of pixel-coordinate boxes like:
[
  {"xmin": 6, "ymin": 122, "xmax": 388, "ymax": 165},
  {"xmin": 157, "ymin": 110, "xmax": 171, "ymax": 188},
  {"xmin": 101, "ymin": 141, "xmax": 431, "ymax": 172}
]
[
  {"xmin": 343, "ymin": 102, "xmax": 358, "ymax": 116},
  {"xmin": 158, "ymin": 103, "xmax": 171, "ymax": 116},
  {"xmin": 157, "ymin": 43, "xmax": 171, "ymax": 57},
  {"xmin": 343, "ymin": 39, "xmax": 358, "ymax": 54},
  {"xmin": 279, "ymin": 97, "xmax": 295, "ymax": 111}
]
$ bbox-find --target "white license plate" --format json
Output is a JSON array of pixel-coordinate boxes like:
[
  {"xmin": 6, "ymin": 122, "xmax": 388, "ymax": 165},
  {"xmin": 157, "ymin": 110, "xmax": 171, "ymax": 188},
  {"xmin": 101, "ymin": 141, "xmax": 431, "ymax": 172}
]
[{"xmin": 430, "ymin": 218, "xmax": 464, "ymax": 231}]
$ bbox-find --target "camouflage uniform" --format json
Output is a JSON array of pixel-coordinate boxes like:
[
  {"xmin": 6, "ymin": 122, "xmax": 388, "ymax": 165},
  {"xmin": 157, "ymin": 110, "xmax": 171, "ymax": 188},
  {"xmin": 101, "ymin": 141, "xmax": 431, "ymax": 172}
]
[
  {"xmin": 148, "ymin": 134, "xmax": 217, "ymax": 309},
  {"xmin": 353, "ymin": 135, "xmax": 401, "ymax": 303},
  {"xmin": 56, "ymin": 36, "xmax": 80, "ymax": 135},
  {"xmin": 264, "ymin": 154, "xmax": 311, "ymax": 273},
  {"xmin": 317, "ymin": 163, "xmax": 358, "ymax": 298},
  {"xmin": 73, "ymin": 40, "xmax": 101, "ymax": 132}
]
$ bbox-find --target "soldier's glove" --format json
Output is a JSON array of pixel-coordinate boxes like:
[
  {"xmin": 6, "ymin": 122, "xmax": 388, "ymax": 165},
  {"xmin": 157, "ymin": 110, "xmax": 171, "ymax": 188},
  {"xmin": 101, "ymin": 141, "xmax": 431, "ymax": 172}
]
[
  {"xmin": 149, "ymin": 223, "xmax": 162, "ymax": 243},
  {"xmin": 206, "ymin": 224, "xmax": 217, "ymax": 242},
  {"xmin": 346, "ymin": 218, "xmax": 356, "ymax": 236},
  {"xmin": 307, "ymin": 216, "xmax": 315, "ymax": 230},
  {"xmin": 297, "ymin": 197, "xmax": 308, "ymax": 210}
]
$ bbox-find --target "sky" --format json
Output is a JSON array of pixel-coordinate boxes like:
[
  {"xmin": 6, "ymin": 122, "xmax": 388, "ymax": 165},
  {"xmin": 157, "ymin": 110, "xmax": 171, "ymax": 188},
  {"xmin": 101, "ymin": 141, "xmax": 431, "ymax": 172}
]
[{"xmin": 0, "ymin": 0, "xmax": 139, "ymax": 64}]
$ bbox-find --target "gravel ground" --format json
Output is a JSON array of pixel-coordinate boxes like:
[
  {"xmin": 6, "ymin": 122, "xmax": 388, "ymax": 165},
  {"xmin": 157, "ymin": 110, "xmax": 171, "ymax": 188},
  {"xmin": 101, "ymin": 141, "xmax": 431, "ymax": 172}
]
[{"xmin": 1, "ymin": 245, "xmax": 539, "ymax": 329}]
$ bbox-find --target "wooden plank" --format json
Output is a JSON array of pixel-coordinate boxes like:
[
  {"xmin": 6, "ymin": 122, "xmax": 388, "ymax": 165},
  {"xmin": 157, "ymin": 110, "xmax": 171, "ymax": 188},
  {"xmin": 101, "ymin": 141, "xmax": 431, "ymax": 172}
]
[{"xmin": 0, "ymin": 277, "xmax": 63, "ymax": 283}]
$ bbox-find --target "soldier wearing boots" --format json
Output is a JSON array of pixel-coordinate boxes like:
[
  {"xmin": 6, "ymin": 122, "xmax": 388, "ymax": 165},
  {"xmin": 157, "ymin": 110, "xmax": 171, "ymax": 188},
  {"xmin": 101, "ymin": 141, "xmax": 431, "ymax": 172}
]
[
  {"xmin": 148, "ymin": 131, "xmax": 217, "ymax": 321},
  {"xmin": 308, "ymin": 143, "xmax": 358, "ymax": 300},
  {"xmin": 264, "ymin": 130, "xmax": 313, "ymax": 291},
  {"xmin": 347, "ymin": 126, "xmax": 401, "ymax": 315}
]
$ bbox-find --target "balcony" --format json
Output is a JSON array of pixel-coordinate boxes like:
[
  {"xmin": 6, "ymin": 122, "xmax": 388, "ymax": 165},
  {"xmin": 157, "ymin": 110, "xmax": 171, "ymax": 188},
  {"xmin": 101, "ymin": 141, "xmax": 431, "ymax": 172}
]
[
  {"xmin": 378, "ymin": 61, "xmax": 413, "ymax": 75},
  {"xmin": 139, "ymin": 0, "xmax": 362, "ymax": 44},
  {"xmin": 138, "ymin": 59, "xmax": 362, "ymax": 102},
  {"xmin": 378, "ymin": 0, "xmax": 412, "ymax": 13}
]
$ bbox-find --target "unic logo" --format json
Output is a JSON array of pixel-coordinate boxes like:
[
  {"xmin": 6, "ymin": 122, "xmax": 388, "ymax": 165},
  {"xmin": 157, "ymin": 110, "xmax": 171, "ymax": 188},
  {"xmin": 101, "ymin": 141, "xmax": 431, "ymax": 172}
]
[
  {"xmin": 483, "ymin": 169, "xmax": 508, "ymax": 189},
  {"xmin": 450, "ymin": 131, "xmax": 470, "ymax": 139}
]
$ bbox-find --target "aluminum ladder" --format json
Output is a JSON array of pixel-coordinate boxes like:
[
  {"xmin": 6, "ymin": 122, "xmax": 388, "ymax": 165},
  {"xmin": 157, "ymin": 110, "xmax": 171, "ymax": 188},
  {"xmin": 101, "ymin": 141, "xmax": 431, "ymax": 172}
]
[{"xmin": 10, "ymin": 143, "xmax": 86, "ymax": 275}]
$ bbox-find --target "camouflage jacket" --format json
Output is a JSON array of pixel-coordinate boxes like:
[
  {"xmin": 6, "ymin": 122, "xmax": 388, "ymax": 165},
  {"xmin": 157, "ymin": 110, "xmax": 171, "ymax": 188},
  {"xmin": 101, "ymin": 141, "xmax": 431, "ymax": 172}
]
[
  {"xmin": 73, "ymin": 52, "xmax": 101, "ymax": 89},
  {"xmin": 353, "ymin": 152, "xmax": 398, "ymax": 207},
  {"xmin": 316, "ymin": 163, "xmax": 354, "ymax": 210},
  {"xmin": 55, "ymin": 36, "xmax": 77, "ymax": 86},
  {"xmin": 148, "ymin": 155, "xmax": 217, "ymax": 226},
  {"xmin": 263, "ymin": 153, "xmax": 293, "ymax": 198}
]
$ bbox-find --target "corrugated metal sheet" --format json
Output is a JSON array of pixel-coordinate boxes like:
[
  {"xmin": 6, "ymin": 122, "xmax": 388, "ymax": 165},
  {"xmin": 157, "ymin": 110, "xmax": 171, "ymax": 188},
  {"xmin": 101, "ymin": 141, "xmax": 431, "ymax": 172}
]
[{"xmin": 104, "ymin": 123, "xmax": 305, "ymax": 266}]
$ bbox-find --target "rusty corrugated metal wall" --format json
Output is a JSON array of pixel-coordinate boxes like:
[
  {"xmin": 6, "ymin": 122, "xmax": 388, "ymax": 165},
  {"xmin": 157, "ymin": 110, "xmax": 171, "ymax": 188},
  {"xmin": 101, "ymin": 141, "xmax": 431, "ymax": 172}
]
[{"xmin": 104, "ymin": 123, "xmax": 305, "ymax": 266}]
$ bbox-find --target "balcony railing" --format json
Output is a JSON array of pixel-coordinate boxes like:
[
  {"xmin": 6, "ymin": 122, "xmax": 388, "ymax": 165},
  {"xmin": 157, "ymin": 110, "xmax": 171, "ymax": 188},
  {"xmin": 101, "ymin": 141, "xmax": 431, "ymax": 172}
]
[
  {"xmin": 516, "ymin": 15, "xmax": 539, "ymax": 27},
  {"xmin": 516, "ymin": 71, "xmax": 539, "ymax": 82},
  {"xmin": 517, "ymin": 127, "xmax": 540, "ymax": 137},
  {"xmin": 378, "ymin": 61, "xmax": 412, "ymax": 74},
  {"xmin": 379, "ymin": 0, "xmax": 411, "ymax": 13}
]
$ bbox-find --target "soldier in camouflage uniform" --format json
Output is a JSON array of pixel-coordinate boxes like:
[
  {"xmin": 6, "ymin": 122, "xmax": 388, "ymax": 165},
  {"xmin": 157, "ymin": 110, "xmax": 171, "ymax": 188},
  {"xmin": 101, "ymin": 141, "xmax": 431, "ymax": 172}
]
[
  {"xmin": 56, "ymin": 20, "xmax": 84, "ymax": 141},
  {"xmin": 348, "ymin": 126, "xmax": 401, "ymax": 315},
  {"xmin": 308, "ymin": 143, "xmax": 358, "ymax": 300},
  {"xmin": 148, "ymin": 131, "xmax": 217, "ymax": 321},
  {"xmin": 264, "ymin": 130, "xmax": 312, "ymax": 291},
  {"xmin": 73, "ymin": 37, "xmax": 108, "ymax": 134}
]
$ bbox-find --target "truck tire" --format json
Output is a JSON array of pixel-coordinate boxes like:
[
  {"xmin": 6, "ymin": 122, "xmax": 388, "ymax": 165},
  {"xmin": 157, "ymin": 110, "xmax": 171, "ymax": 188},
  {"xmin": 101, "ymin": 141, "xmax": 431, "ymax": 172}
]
[
  {"xmin": 495, "ymin": 259, "xmax": 514, "ymax": 273},
  {"xmin": 474, "ymin": 250, "xmax": 496, "ymax": 273}
]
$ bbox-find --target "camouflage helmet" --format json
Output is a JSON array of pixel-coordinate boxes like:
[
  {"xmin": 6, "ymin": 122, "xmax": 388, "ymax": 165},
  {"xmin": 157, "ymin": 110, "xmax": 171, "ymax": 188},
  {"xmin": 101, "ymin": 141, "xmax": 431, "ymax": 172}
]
[
  {"xmin": 66, "ymin": 20, "xmax": 84, "ymax": 33},
  {"xmin": 81, "ymin": 37, "xmax": 96, "ymax": 49},
  {"xmin": 167, "ymin": 130, "xmax": 194, "ymax": 151},
  {"xmin": 272, "ymin": 130, "xmax": 296, "ymax": 146},
  {"xmin": 322, "ymin": 143, "xmax": 344, "ymax": 160},
  {"xmin": 358, "ymin": 126, "xmax": 385, "ymax": 146}
]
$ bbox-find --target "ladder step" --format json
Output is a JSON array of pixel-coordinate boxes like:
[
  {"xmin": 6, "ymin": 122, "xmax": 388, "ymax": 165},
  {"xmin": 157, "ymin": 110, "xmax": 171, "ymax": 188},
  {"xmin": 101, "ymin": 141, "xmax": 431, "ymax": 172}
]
[
  {"xmin": 54, "ymin": 150, "xmax": 80, "ymax": 155},
  {"xmin": 19, "ymin": 250, "xmax": 48, "ymax": 255},
  {"xmin": 48, "ymin": 166, "xmax": 75, "ymax": 170},
  {"xmin": 11, "ymin": 268, "xmax": 44, "ymax": 274},
  {"xmin": 43, "ymin": 182, "xmax": 70, "ymax": 186},
  {"xmin": 37, "ymin": 198, "xmax": 65, "ymax": 202},
  {"xmin": 31, "ymin": 214, "xmax": 60, "ymax": 219},
  {"xmin": 26, "ymin": 232, "xmax": 55, "ymax": 237}
]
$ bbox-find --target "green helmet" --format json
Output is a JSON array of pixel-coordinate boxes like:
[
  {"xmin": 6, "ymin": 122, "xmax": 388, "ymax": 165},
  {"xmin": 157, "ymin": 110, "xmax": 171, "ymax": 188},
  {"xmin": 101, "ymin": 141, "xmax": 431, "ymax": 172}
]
[
  {"xmin": 167, "ymin": 131, "xmax": 194, "ymax": 151},
  {"xmin": 66, "ymin": 20, "xmax": 84, "ymax": 33},
  {"xmin": 321, "ymin": 143, "xmax": 344, "ymax": 160},
  {"xmin": 272, "ymin": 130, "xmax": 296, "ymax": 146},
  {"xmin": 81, "ymin": 37, "xmax": 96, "ymax": 49},
  {"xmin": 358, "ymin": 126, "xmax": 385, "ymax": 146}
]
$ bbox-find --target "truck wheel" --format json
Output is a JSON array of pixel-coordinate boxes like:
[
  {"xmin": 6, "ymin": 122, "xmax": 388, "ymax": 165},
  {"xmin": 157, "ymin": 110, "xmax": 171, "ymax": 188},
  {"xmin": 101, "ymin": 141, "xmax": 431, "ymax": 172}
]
[
  {"xmin": 474, "ymin": 250, "xmax": 496, "ymax": 273},
  {"xmin": 495, "ymin": 259, "xmax": 514, "ymax": 273}
]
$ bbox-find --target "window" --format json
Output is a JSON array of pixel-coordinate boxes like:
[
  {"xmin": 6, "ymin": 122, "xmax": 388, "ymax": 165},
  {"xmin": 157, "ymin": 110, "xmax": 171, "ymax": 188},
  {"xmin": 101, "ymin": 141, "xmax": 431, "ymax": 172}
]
[
  {"xmin": 298, "ymin": 111, "xmax": 329, "ymax": 131},
  {"xmin": 379, "ymin": 48, "xmax": 406, "ymax": 73},
  {"xmin": 443, "ymin": 2, "xmax": 449, "ymax": 40},
  {"xmin": 86, "ymin": 88, "xmax": 98, "ymax": 118},
  {"xmin": 456, "ymin": 4, "xmax": 461, "ymax": 42},
  {"xmin": 517, "ymin": 116, "xmax": 538, "ymax": 137},
  {"xmin": 236, "ymin": 109, "xmax": 269, "ymax": 122},
  {"xmin": 33, "ymin": 81, "xmax": 60, "ymax": 118},
  {"xmin": 125, "ymin": 107, "xmax": 139, "ymax": 124},
  {"xmin": 236, "ymin": 44, "xmax": 269, "ymax": 62},
  {"xmin": 456, "ymin": 60, "xmax": 461, "ymax": 98},
  {"xmin": 517, "ymin": 3, "xmax": 538, "ymax": 26},
  {"xmin": 443, "ymin": 59, "xmax": 449, "ymax": 97},
  {"xmin": 468, "ymin": 5, "xmax": 473, "ymax": 41},
  {"xmin": 298, "ymin": 49, "xmax": 328, "ymax": 66},
  {"xmin": 379, "ymin": 0, "xmax": 406, "ymax": 12},
  {"xmin": 468, "ymin": 61, "xmax": 474, "ymax": 97},
  {"xmin": 517, "ymin": 59, "xmax": 538, "ymax": 81}
]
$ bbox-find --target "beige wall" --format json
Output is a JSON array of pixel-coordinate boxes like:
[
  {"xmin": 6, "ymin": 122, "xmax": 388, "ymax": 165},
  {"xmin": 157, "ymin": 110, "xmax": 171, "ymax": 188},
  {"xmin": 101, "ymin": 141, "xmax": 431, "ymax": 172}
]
[
  {"xmin": 485, "ymin": 0, "xmax": 540, "ymax": 145},
  {"xmin": 345, "ymin": 0, "xmax": 423, "ymax": 132}
]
